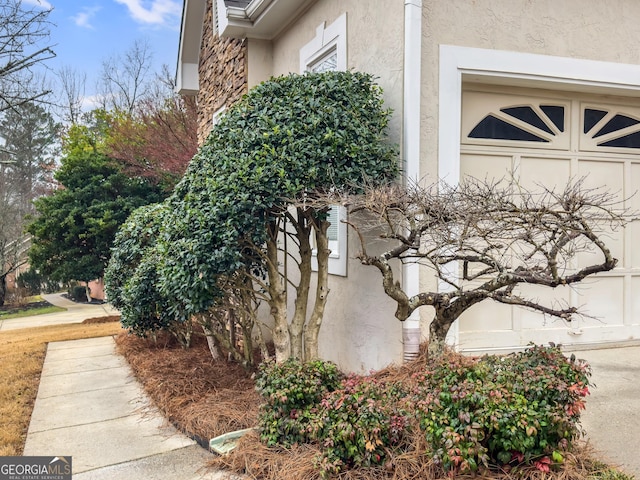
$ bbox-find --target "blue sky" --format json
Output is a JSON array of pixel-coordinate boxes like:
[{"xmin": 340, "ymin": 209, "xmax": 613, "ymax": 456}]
[{"xmin": 24, "ymin": 0, "xmax": 183, "ymax": 107}]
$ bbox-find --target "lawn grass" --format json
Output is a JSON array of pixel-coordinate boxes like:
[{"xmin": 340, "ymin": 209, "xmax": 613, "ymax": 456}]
[
  {"xmin": 0, "ymin": 322, "xmax": 123, "ymax": 456},
  {"xmin": 0, "ymin": 305, "xmax": 66, "ymax": 319}
]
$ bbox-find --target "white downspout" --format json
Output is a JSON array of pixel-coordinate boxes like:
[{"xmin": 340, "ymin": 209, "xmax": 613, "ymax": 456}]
[{"xmin": 402, "ymin": 0, "xmax": 422, "ymax": 362}]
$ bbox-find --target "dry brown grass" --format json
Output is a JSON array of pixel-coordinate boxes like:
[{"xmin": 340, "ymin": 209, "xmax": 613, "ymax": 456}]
[{"xmin": 0, "ymin": 322, "xmax": 123, "ymax": 456}]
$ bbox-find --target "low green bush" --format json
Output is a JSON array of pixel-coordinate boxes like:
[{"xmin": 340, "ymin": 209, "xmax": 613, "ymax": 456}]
[
  {"xmin": 415, "ymin": 345, "xmax": 591, "ymax": 474},
  {"xmin": 70, "ymin": 285, "xmax": 88, "ymax": 302},
  {"xmin": 16, "ymin": 269, "xmax": 42, "ymax": 296},
  {"xmin": 256, "ymin": 346, "xmax": 592, "ymax": 477},
  {"xmin": 256, "ymin": 359, "xmax": 342, "ymax": 447},
  {"xmin": 313, "ymin": 376, "xmax": 410, "ymax": 475}
]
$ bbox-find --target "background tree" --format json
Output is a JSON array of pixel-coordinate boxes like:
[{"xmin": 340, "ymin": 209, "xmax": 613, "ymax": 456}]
[
  {"xmin": 27, "ymin": 135, "xmax": 164, "ymax": 301},
  {"xmin": 102, "ymin": 90, "xmax": 197, "ymax": 189},
  {"xmin": 346, "ymin": 178, "xmax": 626, "ymax": 353},
  {"xmin": 55, "ymin": 64, "xmax": 86, "ymax": 125},
  {"xmin": 96, "ymin": 39, "xmax": 153, "ymax": 114},
  {"xmin": 106, "ymin": 71, "xmax": 399, "ymax": 364},
  {"xmin": 0, "ymin": 101, "xmax": 57, "ymax": 305},
  {"xmin": 0, "ymin": 0, "xmax": 55, "ymax": 113}
]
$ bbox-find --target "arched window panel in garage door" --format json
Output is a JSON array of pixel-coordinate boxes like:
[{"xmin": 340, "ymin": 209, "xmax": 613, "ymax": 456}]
[
  {"xmin": 581, "ymin": 104, "xmax": 640, "ymax": 152},
  {"xmin": 461, "ymin": 91, "xmax": 570, "ymax": 150}
]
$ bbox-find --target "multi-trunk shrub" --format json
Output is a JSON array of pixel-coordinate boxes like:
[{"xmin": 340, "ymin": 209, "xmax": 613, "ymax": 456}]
[{"xmin": 256, "ymin": 345, "xmax": 592, "ymax": 477}]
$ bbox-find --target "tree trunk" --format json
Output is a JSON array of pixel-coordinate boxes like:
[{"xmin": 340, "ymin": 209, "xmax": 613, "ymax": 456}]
[
  {"xmin": 84, "ymin": 282, "xmax": 91, "ymax": 303},
  {"xmin": 303, "ymin": 218, "xmax": 330, "ymax": 361},
  {"xmin": 0, "ymin": 274, "xmax": 6, "ymax": 307},
  {"xmin": 290, "ymin": 210, "xmax": 312, "ymax": 360},
  {"xmin": 266, "ymin": 232, "xmax": 290, "ymax": 362},
  {"xmin": 201, "ymin": 323, "xmax": 221, "ymax": 360},
  {"xmin": 428, "ymin": 309, "xmax": 454, "ymax": 357}
]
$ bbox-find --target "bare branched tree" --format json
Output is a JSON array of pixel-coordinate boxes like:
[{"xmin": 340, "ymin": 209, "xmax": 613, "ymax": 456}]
[
  {"xmin": 96, "ymin": 39, "xmax": 153, "ymax": 114},
  {"xmin": 0, "ymin": 0, "xmax": 55, "ymax": 113},
  {"xmin": 345, "ymin": 178, "xmax": 628, "ymax": 353},
  {"xmin": 55, "ymin": 64, "xmax": 86, "ymax": 124}
]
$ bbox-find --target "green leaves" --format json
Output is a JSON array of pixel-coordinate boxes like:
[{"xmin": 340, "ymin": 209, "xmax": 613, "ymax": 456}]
[
  {"xmin": 256, "ymin": 359, "xmax": 343, "ymax": 447},
  {"xmin": 28, "ymin": 150, "xmax": 163, "ymax": 284},
  {"xmin": 415, "ymin": 346, "xmax": 592, "ymax": 474},
  {"xmin": 146, "ymin": 71, "xmax": 398, "ymax": 322}
]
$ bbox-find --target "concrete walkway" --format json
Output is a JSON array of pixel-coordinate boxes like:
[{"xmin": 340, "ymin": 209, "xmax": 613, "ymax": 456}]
[
  {"xmin": 23, "ymin": 336, "xmax": 229, "ymax": 479},
  {"xmin": 0, "ymin": 293, "xmax": 119, "ymax": 331}
]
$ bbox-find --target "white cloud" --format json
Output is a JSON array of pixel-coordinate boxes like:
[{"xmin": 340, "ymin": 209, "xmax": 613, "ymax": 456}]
[
  {"xmin": 114, "ymin": 0, "xmax": 181, "ymax": 26},
  {"xmin": 22, "ymin": 0, "xmax": 53, "ymax": 9},
  {"xmin": 71, "ymin": 6, "xmax": 101, "ymax": 29}
]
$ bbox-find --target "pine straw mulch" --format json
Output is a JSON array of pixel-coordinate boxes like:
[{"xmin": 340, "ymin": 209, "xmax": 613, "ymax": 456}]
[
  {"xmin": 116, "ymin": 334, "xmax": 622, "ymax": 480},
  {"xmin": 115, "ymin": 330, "xmax": 260, "ymax": 444}
]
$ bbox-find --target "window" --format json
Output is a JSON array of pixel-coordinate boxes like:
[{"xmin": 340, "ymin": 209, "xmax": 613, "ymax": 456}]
[
  {"xmin": 212, "ymin": 105, "xmax": 226, "ymax": 126},
  {"xmin": 467, "ymin": 103, "xmax": 565, "ymax": 143},
  {"xmin": 299, "ymin": 13, "xmax": 346, "ymax": 73},
  {"xmin": 583, "ymin": 107, "xmax": 640, "ymax": 149},
  {"xmin": 461, "ymin": 91, "xmax": 570, "ymax": 150},
  {"xmin": 301, "ymin": 13, "xmax": 348, "ymax": 277}
]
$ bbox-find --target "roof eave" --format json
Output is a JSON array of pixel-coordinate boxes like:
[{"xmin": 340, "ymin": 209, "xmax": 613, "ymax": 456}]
[{"xmin": 219, "ymin": 0, "xmax": 317, "ymax": 40}]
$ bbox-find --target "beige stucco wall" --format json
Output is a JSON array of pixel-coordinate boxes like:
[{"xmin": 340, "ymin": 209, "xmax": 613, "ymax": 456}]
[
  {"xmin": 421, "ymin": 0, "xmax": 640, "ymax": 179},
  {"xmin": 247, "ymin": 0, "xmax": 406, "ymax": 372}
]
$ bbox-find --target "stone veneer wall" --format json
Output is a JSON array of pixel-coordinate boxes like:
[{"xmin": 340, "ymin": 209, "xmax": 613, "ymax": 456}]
[{"xmin": 197, "ymin": 0, "xmax": 248, "ymax": 145}]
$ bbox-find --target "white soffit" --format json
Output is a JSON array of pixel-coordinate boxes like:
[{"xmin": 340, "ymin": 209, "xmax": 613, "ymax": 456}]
[
  {"xmin": 218, "ymin": 0, "xmax": 317, "ymax": 40},
  {"xmin": 177, "ymin": 0, "xmax": 206, "ymax": 95}
]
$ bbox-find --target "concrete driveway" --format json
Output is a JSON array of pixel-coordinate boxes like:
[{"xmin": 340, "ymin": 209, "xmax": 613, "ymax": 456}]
[{"xmin": 578, "ymin": 346, "xmax": 640, "ymax": 477}]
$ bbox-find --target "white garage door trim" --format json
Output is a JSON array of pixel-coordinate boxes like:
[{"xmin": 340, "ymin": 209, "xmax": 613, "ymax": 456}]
[{"xmin": 439, "ymin": 45, "xmax": 640, "ymax": 349}]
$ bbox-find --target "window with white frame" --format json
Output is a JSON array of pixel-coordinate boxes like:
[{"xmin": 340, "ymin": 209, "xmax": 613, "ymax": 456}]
[
  {"xmin": 302, "ymin": 13, "xmax": 348, "ymax": 277},
  {"xmin": 212, "ymin": 105, "xmax": 226, "ymax": 126}
]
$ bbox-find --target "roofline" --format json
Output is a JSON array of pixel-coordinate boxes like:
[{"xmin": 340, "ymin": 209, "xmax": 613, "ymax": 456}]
[
  {"xmin": 176, "ymin": 0, "xmax": 316, "ymax": 95},
  {"xmin": 217, "ymin": 0, "xmax": 316, "ymax": 40}
]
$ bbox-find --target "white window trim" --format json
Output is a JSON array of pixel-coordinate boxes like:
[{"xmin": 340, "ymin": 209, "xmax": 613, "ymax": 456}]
[
  {"xmin": 310, "ymin": 206, "xmax": 347, "ymax": 276},
  {"xmin": 212, "ymin": 105, "xmax": 227, "ymax": 126},
  {"xmin": 301, "ymin": 13, "xmax": 348, "ymax": 277},
  {"xmin": 300, "ymin": 13, "xmax": 347, "ymax": 72},
  {"xmin": 439, "ymin": 44, "xmax": 640, "ymax": 346}
]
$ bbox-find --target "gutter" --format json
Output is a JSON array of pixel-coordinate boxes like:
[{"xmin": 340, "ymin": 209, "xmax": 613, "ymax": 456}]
[{"xmin": 402, "ymin": 0, "xmax": 422, "ymax": 362}]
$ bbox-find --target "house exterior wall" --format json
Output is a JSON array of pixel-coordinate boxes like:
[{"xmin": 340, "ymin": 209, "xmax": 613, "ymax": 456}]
[
  {"xmin": 421, "ymin": 0, "xmax": 640, "ymax": 180},
  {"xmin": 197, "ymin": 0, "xmax": 248, "ymax": 144},
  {"xmin": 186, "ymin": 0, "xmax": 640, "ymax": 367}
]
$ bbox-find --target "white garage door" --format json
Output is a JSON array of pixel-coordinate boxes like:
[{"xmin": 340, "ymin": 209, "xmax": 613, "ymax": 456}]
[{"xmin": 458, "ymin": 85, "xmax": 640, "ymax": 352}]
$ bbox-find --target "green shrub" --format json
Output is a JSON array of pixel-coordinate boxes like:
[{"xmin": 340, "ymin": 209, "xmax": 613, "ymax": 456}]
[
  {"xmin": 415, "ymin": 346, "xmax": 592, "ymax": 474},
  {"xmin": 256, "ymin": 346, "xmax": 592, "ymax": 477},
  {"xmin": 256, "ymin": 359, "xmax": 342, "ymax": 447},
  {"xmin": 314, "ymin": 375, "xmax": 410, "ymax": 476},
  {"xmin": 70, "ymin": 285, "xmax": 88, "ymax": 302},
  {"xmin": 16, "ymin": 269, "xmax": 42, "ymax": 295}
]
